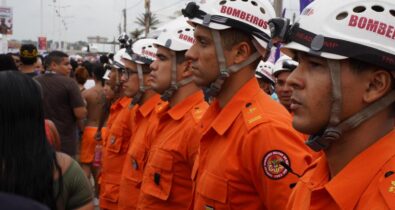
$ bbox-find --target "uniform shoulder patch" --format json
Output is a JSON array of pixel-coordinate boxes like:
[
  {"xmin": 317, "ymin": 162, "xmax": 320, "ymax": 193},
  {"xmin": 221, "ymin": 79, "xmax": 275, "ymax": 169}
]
[
  {"xmin": 155, "ymin": 101, "xmax": 168, "ymax": 113},
  {"xmin": 191, "ymin": 101, "xmax": 209, "ymax": 123},
  {"xmin": 379, "ymin": 159, "xmax": 395, "ymax": 209},
  {"xmin": 262, "ymin": 150, "xmax": 290, "ymax": 180},
  {"xmin": 241, "ymin": 101, "xmax": 267, "ymax": 130}
]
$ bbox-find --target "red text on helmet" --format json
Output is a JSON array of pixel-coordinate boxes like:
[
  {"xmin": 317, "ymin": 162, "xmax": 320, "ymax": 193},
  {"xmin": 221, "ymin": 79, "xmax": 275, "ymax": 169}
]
[
  {"xmin": 219, "ymin": 6, "xmax": 268, "ymax": 29},
  {"xmin": 142, "ymin": 49, "xmax": 156, "ymax": 58},
  {"xmin": 349, "ymin": 15, "xmax": 395, "ymax": 40},
  {"xmin": 179, "ymin": 34, "xmax": 195, "ymax": 44}
]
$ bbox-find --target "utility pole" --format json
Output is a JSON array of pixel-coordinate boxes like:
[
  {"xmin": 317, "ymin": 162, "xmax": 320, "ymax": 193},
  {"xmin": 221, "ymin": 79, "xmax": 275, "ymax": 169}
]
[
  {"xmin": 123, "ymin": 8, "xmax": 127, "ymax": 33},
  {"xmin": 273, "ymin": 0, "xmax": 283, "ymax": 17},
  {"xmin": 144, "ymin": 0, "xmax": 150, "ymax": 37},
  {"xmin": 40, "ymin": 0, "xmax": 44, "ymax": 35}
]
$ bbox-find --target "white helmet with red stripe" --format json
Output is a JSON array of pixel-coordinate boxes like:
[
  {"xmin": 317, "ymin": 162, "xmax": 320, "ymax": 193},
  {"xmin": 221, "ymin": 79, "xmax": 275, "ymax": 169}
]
[
  {"xmin": 255, "ymin": 60, "xmax": 274, "ymax": 84},
  {"xmin": 154, "ymin": 17, "xmax": 195, "ymax": 52},
  {"xmin": 182, "ymin": 0, "xmax": 275, "ymax": 49},
  {"xmin": 277, "ymin": 0, "xmax": 395, "ymax": 70},
  {"xmin": 125, "ymin": 38, "xmax": 157, "ymax": 65}
]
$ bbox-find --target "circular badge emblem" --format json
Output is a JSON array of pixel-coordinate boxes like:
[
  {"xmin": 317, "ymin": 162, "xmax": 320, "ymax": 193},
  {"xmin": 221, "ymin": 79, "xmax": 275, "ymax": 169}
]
[{"xmin": 262, "ymin": 150, "xmax": 290, "ymax": 180}]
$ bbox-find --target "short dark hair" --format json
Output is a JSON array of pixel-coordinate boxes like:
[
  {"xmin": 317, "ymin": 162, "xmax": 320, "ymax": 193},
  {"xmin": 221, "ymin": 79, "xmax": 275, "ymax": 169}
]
[
  {"xmin": 44, "ymin": 51, "xmax": 68, "ymax": 69},
  {"xmin": 349, "ymin": 58, "xmax": 395, "ymax": 116},
  {"xmin": 220, "ymin": 28, "xmax": 260, "ymax": 69},
  {"xmin": 19, "ymin": 44, "xmax": 38, "ymax": 65},
  {"xmin": 74, "ymin": 66, "xmax": 89, "ymax": 85},
  {"xmin": 176, "ymin": 50, "xmax": 187, "ymax": 64},
  {"xmin": 0, "ymin": 54, "xmax": 18, "ymax": 71},
  {"xmin": 92, "ymin": 62, "xmax": 106, "ymax": 86}
]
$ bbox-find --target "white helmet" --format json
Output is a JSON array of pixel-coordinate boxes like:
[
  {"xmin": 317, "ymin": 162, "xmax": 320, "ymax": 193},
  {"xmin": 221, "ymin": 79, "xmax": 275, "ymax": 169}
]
[
  {"xmin": 271, "ymin": 0, "xmax": 395, "ymax": 71},
  {"xmin": 182, "ymin": 0, "xmax": 275, "ymax": 49},
  {"xmin": 273, "ymin": 55, "xmax": 298, "ymax": 77},
  {"xmin": 255, "ymin": 61, "xmax": 274, "ymax": 84},
  {"xmin": 112, "ymin": 48, "xmax": 128, "ymax": 69},
  {"xmin": 125, "ymin": 38, "xmax": 157, "ymax": 65},
  {"xmin": 154, "ymin": 17, "xmax": 195, "ymax": 52}
]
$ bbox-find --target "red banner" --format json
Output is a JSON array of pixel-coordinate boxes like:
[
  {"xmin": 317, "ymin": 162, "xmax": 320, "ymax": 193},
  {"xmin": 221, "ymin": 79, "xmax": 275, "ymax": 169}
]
[{"xmin": 38, "ymin": 37, "xmax": 47, "ymax": 50}]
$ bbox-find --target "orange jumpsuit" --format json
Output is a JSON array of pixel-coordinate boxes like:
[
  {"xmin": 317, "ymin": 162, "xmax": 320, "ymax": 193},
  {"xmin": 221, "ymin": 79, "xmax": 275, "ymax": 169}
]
[
  {"xmin": 118, "ymin": 94, "xmax": 162, "ymax": 210},
  {"xmin": 191, "ymin": 78, "xmax": 315, "ymax": 210},
  {"xmin": 286, "ymin": 129, "xmax": 395, "ymax": 210},
  {"xmin": 100, "ymin": 96, "xmax": 134, "ymax": 210},
  {"xmin": 137, "ymin": 91, "xmax": 208, "ymax": 210}
]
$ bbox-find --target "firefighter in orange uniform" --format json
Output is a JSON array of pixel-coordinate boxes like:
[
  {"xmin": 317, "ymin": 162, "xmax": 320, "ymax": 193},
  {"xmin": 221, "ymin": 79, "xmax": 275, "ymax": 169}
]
[
  {"xmin": 182, "ymin": 0, "xmax": 315, "ymax": 209},
  {"xmin": 268, "ymin": 0, "xmax": 395, "ymax": 209},
  {"xmin": 136, "ymin": 18, "xmax": 208, "ymax": 210},
  {"xmin": 117, "ymin": 38, "xmax": 162, "ymax": 210},
  {"xmin": 99, "ymin": 48, "xmax": 132, "ymax": 210}
]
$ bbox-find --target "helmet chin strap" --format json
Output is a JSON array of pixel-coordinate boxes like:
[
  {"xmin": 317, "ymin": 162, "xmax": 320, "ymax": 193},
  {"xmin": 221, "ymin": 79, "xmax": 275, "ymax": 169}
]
[
  {"xmin": 130, "ymin": 64, "xmax": 151, "ymax": 107},
  {"xmin": 207, "ymin": 29, "xmax": 262, "ymax": 97},
  {"xmin": 161, "ymin": 54, "xmax": 194, "ymax": 101},
  {"xmin": 306, "ymin": 60, "xmax": 395, "ymax": 152}
]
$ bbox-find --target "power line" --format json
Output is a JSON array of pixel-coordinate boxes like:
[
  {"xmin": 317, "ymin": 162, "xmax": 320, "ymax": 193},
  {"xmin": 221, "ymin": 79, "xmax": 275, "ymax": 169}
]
[
  {"xmin": 126, "ymin": 0, "xmax": 144, "ymax": 11},
  {"xmin": 152, "ymin": 0, "xmax": 185, "ymax": 13}
]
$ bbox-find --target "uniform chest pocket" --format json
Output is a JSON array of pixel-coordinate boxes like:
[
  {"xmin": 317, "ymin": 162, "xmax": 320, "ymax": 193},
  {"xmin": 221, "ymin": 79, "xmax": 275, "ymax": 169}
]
[
  {"xmin": 141, "ymin": 149, "xmax": 174, "ymax": 201},
  {"xmin": 106, "ymin": 126, "xmax": 131, "ymax": 154},
  {"xmin": 125, "ymin": 143, "xmax": 147, "ymax": 185},
  {"xmin": 196, "ymin": 171, "xmax": 228, "ymax": 209}
]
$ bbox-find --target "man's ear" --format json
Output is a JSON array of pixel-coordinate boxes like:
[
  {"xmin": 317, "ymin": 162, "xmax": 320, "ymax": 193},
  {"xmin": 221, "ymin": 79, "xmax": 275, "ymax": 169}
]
[
  {"xmin": 180, "ymin": 60, "xmax": 193, "ymax": 78},
  {"xmin": 363, "ymin": 69, "xmax": 393, "ymax": 103},
  {"xmin": 232, "ymin": 41, "xmax": 252, "ymax": 64}
]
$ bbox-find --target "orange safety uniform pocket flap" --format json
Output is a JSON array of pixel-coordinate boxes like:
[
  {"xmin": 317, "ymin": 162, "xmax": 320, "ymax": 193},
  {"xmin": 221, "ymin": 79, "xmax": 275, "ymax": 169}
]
[
  {"xmin": 100, "ymin": 182, "xmax": 120, "ymax": 203},
  {"xmin": 141, "ymin": 149, "xmax": 174, "ymax": 201},
  {"xmin": 126, "ymin": 144, "xmax": 147, "ymax": 185},
  {"xmin": 197, "ymin": 171, "xmax": 228, "ymax": 205},
  {"xmin": 106, "ymin": 134, "xmax": 124, "ymax": 154}
]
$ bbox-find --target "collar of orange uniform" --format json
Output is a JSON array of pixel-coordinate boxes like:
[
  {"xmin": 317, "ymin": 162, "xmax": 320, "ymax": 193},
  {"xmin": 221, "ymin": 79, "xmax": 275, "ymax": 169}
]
[
  {"xmin": 110, "ymin": 96, "xmax": 131, "ymax": 111},
  {"xmin": 209, "ymin": 78, "xmax": 260, "ymax": 136},
  {"xmin": 308, "ymin": 129, "xmax": 395, "ymax": 209},
  {"xmin": 138, "ymin": 94, "xmax": 162, "ymax": 118},
  {"xmin": 166, "ymin": 91, "xmax": 204, "ymax": 121}
]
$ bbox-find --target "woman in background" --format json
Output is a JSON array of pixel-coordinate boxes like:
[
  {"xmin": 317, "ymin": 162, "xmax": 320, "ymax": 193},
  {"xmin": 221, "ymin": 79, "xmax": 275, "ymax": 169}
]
[{"xmin": 0, "ymin": 71, "xmax": 93, "ymax": 210}]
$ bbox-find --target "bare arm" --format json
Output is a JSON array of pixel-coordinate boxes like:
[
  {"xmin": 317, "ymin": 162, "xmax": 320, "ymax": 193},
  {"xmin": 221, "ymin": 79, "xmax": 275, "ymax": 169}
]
[{"xmin": 74, "ymin": 106, "xmax": 87, "ymax": 120}]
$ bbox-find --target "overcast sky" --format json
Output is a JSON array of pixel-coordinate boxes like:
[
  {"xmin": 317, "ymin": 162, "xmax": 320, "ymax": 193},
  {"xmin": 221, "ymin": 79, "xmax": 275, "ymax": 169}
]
[{"xmin": 5, "ymin": 0, "xmax": 299, "ymax": 42}]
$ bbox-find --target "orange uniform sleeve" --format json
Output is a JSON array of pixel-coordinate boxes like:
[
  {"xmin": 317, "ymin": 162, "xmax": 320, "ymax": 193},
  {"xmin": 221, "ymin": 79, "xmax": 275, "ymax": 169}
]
[{"xmin": 241, "ymin": 122, "xmax": 313, "ymax": 209}]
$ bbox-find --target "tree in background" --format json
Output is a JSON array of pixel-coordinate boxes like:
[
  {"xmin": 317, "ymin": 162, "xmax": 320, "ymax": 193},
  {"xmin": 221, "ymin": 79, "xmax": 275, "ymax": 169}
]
[{"xmin": 135, "ymin": 12, "xmax": 160, "ymax": 37}]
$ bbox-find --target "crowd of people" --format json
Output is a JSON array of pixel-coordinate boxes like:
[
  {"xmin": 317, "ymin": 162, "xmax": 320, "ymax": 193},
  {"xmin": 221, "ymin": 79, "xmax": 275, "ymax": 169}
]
[{"xmin": 0, "ymin": 0, "xmax": 394, "ymax": 209}]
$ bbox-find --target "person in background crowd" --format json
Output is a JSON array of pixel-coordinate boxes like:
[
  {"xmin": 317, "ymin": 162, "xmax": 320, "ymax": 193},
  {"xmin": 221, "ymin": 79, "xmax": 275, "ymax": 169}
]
[
  {"xmin": 35, "ymin": 55, "xmax": 45, "ymax": 74},
  {"xmin": 75, "ymin": 66, "xmax": 90, "ymax": 92},
  {"xmin": 255, "ymin": 60, "xmax": 276, "ymax": 96},
  {"xmin": 7, "ymin": 52, "xmax": 21, "ymax": 69},
  {"xmin": 83, "ymin": 61, "xmax": 96, "ymax": 90},
  {"xmin": 0, "ymin": 54, "xmax": 18, "ymax": 71},
  {"xmin": 0, "ymin": 71, "xmax": 93, "ymax": 210},
  {"xmin": 19, "ymin": 44, "xmax": 40, "ymax": 78},
  {"xmin": 79, "ymin": 63, "xmax": 107, "ymax": 202},
  {"xmin": 36, "ymin": 51, "xmax": 87, "ymax": 157},
  {"xmin": 273, "ymin": 55, "xmax": 299, "ymax": 112}
]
